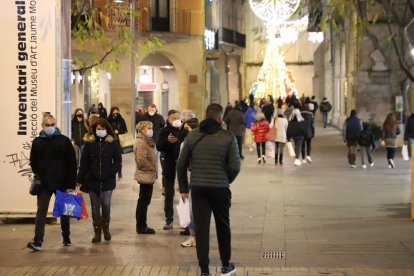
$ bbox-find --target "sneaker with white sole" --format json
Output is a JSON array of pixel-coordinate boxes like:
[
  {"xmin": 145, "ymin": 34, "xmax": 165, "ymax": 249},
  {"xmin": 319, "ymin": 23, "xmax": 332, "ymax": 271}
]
[
  {"xmin": 294, "ymin": 159, "xmax": 301, "ymax": 166},
  {"xmin": 370, "ymin": 162, "xmax": 375, "ymax": 167},
  {"xmin": 181, "ymin": 236, "xmax": 196, "ymax": 247},
  {"xmin": 389, "ymin": 159, "xmax": 395, "ymax": 169},
  {"xmin": 349, "ymin": 164, "xmax": 357, "ymax": 168},
  {"xmin": 362, "ymin": 164, "xmax": 367, "ymax": 169},
  {"xmin": 302, "ymin": 159, "xmax": 307, "ymax": 164},
  {"xmin": 306, "ymin": 156, "xmax": 312, "ymax": 163},
  {"xmin": 221, "ymin": 263, "xmax": 236, "ymax": 276},
  {"xmin": 27, "ymin": 241, "xmax": 42, "ymax": 251}
]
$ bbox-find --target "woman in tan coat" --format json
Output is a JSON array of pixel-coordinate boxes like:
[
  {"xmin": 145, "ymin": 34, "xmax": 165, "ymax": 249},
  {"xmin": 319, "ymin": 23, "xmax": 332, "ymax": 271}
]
[{"xmin": 134, "ymin": 121, "xmax": 157, "ymax": 234}]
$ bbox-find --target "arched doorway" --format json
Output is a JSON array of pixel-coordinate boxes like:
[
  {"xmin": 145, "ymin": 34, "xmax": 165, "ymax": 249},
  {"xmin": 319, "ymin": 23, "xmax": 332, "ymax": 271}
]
[{"xmin": 138, "ymin": 52, "xmax": 187, "ymax": 118}]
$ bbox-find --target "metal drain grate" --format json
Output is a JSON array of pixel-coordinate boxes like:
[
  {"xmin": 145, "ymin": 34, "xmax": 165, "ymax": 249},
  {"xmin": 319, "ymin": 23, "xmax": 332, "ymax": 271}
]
[{"xmin": 260, "ymin": 251, "xmax": 285, "ymax": 259}]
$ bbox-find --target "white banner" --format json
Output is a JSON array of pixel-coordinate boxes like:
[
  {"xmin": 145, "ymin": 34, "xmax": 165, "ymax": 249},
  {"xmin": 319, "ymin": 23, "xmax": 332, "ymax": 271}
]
[{"xmin": 0, "ymin": 0, "xmax": 57, "ymax": 214}]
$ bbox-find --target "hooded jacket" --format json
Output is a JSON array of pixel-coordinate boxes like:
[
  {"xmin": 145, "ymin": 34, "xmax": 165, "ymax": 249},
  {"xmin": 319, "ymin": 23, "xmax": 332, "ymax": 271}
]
[
  {"xmin": 177, "ymin": 118, "xmax": 241, "ymax": 193},
  {"xmin": 300, "ymin": 108, "xmax": 314, "ymax": 139},
  {"xmin": 251, "ymin": 119, "xmax": 270, "ymax": 143},
  {"xmin": 77, "ymin": 133, "xmax": 122, "ymax": 193},
  {"xmin": 30, "ymin": 128, "xmax": 77, "ymax": 192}
]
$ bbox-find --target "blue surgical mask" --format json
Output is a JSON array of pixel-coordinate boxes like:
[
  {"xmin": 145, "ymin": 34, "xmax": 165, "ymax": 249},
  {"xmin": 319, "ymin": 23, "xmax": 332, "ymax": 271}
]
[
  {"xmin": 96, "ymin": 130, "xmax": 107, "ymax": 138},
  {"xmin": 43, "ymin": 127, "xmax": 56, "ymax": 136},
  {"xmin": 146, "ymin": 130, "xmax": 154, "ymax": 138}
]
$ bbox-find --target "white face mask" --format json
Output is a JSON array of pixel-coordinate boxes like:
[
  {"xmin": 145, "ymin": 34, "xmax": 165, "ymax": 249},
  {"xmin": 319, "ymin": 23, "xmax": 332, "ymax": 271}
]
[
  {"xmin": 148, "ymin": 111, "xmax": 155, "ymax": 116},
  {"xmin": 96, "ymin": 130, "xmax": 107, "ymax": 138},
  {"xmin": 43, "ymin": 127, "xmax": 56, "ymax": 136},
  {"xmin": 146, "ymin": 129, "xmax": 154, "ymax": 138},
  {"xmin": 172, "ymin": 120, "xmax": 182, "ymax": 128}
]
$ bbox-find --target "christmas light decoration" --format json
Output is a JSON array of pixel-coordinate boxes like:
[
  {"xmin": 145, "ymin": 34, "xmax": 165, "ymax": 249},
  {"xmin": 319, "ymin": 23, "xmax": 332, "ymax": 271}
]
[{"xmin": 249, "ymin": 0, "xmax": 304, "ymax": 99}]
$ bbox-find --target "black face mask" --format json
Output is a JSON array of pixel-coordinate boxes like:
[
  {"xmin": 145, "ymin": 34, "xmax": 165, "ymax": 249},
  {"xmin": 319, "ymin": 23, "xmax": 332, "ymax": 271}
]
[{"xmin": 77, "ymin": 114, "xmax": 83, "ymax": 118}]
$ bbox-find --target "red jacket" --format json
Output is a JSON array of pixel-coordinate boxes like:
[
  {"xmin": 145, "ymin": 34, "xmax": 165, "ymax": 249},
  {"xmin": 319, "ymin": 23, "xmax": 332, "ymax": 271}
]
[{"xmin": 251, "ymin": 119, "xmax": 270, "ymax": 143}]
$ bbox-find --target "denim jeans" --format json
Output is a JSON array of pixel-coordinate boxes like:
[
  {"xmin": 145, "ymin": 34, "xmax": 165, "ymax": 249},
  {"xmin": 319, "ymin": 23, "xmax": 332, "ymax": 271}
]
[
  {"xmin": 89, "ymin": 190, "xmax": 113, "ymax": 224},
  {"xmin": 360, "ymin": 146, "xmax": 373, "ymax": 165},
  {"xmin": 322, "ymin": 112, "xmax": 328, "ymax": 128}
]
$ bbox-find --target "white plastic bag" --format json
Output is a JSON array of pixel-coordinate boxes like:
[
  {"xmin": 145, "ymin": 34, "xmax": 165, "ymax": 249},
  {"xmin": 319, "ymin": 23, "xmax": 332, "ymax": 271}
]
[
  {"xmin": 176, "ymin": 197, "xmax": 191, "ymax": 228},
  {"xmin": 286, "ymin": 141, "xmax": 295, "ymax": 157},
  {"xmin": 402, "ymin": 144, "xmax": 409, "ymax": 161},
  {"xmin": 266, "ymin": 141, "xmax": 275, "ymax": 158}
]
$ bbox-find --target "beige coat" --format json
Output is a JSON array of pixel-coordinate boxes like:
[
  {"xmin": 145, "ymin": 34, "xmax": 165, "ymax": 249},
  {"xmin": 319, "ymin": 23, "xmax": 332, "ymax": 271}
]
[
  {"xmin": 274, "ymin": 117, "xmax": 288, "ymax": 143},
  {"xmin": 134, "ymin": 133, "xmax": 156, "ymax": 184}
]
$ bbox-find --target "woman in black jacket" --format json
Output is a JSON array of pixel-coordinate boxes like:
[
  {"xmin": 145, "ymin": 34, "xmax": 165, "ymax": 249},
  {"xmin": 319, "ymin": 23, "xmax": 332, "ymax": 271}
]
[
  {"xmin": 107, "ymin": 107, "xmax": 127, "ymax": 178},
  {"xmin": 287, "ymin": 109, "xmax": 307, "ymax": 166},
  {"xmin": 71, "ymin": 108, "xmax": 89, "ymax": 168},
  {"xmin": 77, "ymin": 118, "xmax": 122, "ymax": 243}
]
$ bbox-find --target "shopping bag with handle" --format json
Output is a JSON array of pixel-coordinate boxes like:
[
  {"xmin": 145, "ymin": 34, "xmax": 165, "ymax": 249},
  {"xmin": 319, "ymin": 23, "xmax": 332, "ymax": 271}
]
[
  {"xmin": 53, "ymin": 190, "xmax": 84, "ymax": 219},
  {"xmin": 286, "ymin": 141, "xmax": 295, "ymax": 157},
  {"xmin": 176, "ymin": 197, "xmax": 191, "ymax": 228},
  {"xmin": 402, "ymin": 144, "xmax": 409, "ymax": 161}
]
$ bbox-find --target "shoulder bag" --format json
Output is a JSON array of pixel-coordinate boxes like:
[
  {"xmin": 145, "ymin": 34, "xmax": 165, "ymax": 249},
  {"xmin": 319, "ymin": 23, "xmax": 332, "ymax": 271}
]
[{"xmin": 29, "ymin": 174, "xmax": 42, "ymax": 196}]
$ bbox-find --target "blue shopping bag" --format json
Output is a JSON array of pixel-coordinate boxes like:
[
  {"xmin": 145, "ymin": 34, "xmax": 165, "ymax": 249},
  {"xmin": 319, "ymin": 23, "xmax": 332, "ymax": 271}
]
[{"xmin": 53, "ymin": 190, "xmax": 84, "ymax": 219}]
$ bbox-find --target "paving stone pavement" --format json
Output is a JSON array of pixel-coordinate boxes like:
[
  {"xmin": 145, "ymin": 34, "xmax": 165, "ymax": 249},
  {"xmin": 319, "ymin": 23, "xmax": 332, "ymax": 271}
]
[{"xmin": 0, "ymin": 125, "xmax": 414, "ymax": 275}]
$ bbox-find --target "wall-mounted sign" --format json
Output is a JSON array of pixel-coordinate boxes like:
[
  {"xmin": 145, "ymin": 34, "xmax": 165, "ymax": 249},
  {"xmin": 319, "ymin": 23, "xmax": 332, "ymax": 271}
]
[
  {"xmin": 0, "ymin": 0, "xmax": 58, "ymax": 214},
  {"xmin": 204, "ymin": 29, "xmax": 216, "ymax": 50},
  {"xmin": 137, "ymin": 83, "xmax": 158, "ymax": 91}
]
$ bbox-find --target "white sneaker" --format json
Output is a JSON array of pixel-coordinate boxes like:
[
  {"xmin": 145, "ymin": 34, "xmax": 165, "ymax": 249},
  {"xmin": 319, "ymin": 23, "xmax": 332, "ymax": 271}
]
[
  {"xmin": 294, "ymin": 159, "xmax": 301, "ymax": 166},
  {"xmin": 349, "ymin": 164, "xmax": 357, "ymax": 168},
  {"xmin": 370, "ymin": 162, "xmax": 375, "ymax": 167},
  {"xmin": 181, "ymin": 236, "xmax": 196, "ymax": 247},
  {"xmin": 306, "ymin": 156, "xmax": 312, "ymax": 163},
  {"xmin": 302, "ymin": 159, "xmax": 307, "ymax": 164},
  {"xmin": 389, "ymin": 159, "xmax": 395, "ymax": 169},
  {"xmin": 362, "ymin": 164, "xmax": 367, "ymax": 169}
]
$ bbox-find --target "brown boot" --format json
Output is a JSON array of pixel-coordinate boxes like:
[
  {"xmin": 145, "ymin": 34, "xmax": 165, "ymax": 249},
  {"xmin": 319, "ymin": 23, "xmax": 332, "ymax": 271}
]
[
  {"xmin": 102, "ymin": 218, "xmax": 111, "ymax": 241},
  {"xmin": 92, "ymin": 223, "xmax": 101, "ymax": 243}
]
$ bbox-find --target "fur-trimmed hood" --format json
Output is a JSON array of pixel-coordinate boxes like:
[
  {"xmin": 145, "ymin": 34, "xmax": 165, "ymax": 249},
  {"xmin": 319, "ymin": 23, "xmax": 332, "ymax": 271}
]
[{"xmin": 83, "ymin": 133, "xmax": 115, "ymax": 143}]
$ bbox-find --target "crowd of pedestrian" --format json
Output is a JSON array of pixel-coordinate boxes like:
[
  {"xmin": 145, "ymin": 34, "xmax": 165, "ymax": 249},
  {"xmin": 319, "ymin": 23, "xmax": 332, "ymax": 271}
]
[{"xmin": 27, "ymin": 94, "xmax": 411, "ymax": 276}]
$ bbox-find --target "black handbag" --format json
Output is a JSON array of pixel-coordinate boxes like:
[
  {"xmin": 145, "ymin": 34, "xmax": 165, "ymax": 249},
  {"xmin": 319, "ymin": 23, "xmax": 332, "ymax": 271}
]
[{"xmin": 29, "ymin": 175, "xmax": 42, "ymax": 196}]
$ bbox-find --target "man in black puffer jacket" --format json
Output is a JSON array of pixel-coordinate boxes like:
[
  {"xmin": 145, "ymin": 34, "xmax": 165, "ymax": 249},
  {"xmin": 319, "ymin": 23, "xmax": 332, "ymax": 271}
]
[
  {"xmin": 28, "ymin": 114, "xmax": 77, "ymax": 251},
  {"xmin": 156, "ymin": 110, "xmax": 189, "ymax": 230},
  {"xmin": 177, "ymin": 103, "xmax": 240, "ymax": 276}
]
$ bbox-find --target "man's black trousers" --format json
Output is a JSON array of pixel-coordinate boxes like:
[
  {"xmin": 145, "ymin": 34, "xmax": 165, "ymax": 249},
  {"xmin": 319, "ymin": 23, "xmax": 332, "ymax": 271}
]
[{"xmin": 191, "ymin": 186, "xmax": 232, "ymax": 273}]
